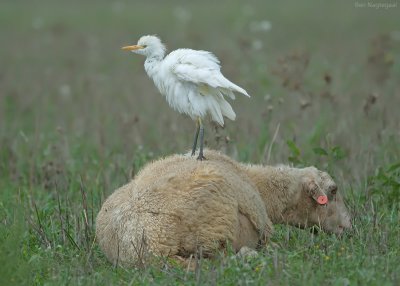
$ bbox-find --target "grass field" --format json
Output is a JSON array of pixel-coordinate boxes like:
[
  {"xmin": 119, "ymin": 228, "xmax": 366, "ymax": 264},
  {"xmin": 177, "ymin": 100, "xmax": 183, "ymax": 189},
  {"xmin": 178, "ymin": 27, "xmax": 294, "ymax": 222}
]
[{"xmin": 1, "ymin": 0, "xmax": 400, "ymax": 285}]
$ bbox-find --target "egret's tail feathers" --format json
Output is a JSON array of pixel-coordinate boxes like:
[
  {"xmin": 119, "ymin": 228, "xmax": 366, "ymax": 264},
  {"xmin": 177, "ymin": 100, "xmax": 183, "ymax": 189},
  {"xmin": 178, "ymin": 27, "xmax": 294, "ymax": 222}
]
[
  {"xmin": 220, "ymin": 88, "xmax": 236, "ymax": 100},
  {"xmin": 206, "ymin": 97, "xmax": 236, "ymax": 126},
  {"xmin": 207, "ymin": 97, "xmax": 224, "ymax": 126},
  {"xmin": 226, "ymin": 81, "xmax": 250, "ymax": 97},
  {"xmin": 205, "ymin": 88, "xmax": 236, "ymax": 126},
  {"xmin": 218, "ymin": 99, "xmax": 236, "ymax": 121},
  {"xmin": 217, "ymin": 75, "xmax": 250, "ymax": 97},
  {"xmin": 232, "ymin": 84, "xmax": 250, "ymax": 97}
]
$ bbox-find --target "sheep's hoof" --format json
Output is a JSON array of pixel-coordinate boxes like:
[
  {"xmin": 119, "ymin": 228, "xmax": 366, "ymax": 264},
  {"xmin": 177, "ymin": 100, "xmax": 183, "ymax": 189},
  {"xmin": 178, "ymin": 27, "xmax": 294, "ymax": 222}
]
[{"xmin": 235, "ymin": 246, "xmax": 258, "ymax": 259}]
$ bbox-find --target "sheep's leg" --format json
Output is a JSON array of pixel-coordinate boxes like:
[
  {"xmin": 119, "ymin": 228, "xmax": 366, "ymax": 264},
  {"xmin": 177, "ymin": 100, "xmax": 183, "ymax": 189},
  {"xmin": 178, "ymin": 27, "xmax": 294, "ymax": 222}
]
[
  {"xmin": 172, "ymin": 255, "xmax": 196, "ymax": 272},
  {"xmin": 236, "ymin": 246, "xmax": 258, "ymax": 259},
  {"xmin": 197, "ymin": 118, "xmax": 206, "ymax": 161},
  {"xmin": 191, "ymin": 119, "xmax": 200, "ymax": 156}
]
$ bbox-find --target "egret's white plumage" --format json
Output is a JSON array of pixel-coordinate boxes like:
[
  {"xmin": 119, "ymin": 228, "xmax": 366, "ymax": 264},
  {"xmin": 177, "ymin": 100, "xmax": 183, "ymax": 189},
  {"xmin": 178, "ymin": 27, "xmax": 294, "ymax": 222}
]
[{"xmin": 122, "ymin": 35, "xmax": 250, "ymax": 159}]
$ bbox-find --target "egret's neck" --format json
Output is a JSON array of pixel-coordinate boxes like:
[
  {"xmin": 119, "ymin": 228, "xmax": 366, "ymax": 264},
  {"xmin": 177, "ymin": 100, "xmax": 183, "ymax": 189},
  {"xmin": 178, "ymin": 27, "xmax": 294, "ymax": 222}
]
[{"xmin": 144, "ymin": 56, "xmax": 163, "ymax": 79}]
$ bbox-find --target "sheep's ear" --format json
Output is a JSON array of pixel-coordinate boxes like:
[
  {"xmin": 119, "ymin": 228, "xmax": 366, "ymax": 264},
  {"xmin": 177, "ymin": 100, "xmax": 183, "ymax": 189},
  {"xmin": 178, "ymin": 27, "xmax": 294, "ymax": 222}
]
[{"xmin": 303, "ymin": 177, "xmax": 328, "ymax": 205}]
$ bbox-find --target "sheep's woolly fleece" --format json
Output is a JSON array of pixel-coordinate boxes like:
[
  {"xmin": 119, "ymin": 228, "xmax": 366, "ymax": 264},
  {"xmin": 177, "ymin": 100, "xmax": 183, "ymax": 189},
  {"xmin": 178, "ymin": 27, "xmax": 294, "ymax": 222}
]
[{"xmin": 96, "ymin": 149, "xmax": 351, "ymax": 266}]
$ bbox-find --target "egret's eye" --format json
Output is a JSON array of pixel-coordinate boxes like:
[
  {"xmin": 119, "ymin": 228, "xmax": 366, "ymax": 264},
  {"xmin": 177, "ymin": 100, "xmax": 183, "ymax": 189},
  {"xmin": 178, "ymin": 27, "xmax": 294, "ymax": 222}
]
[{"xmin": 142, "ymin": 45, "xmax": 147, "ymax": 48}]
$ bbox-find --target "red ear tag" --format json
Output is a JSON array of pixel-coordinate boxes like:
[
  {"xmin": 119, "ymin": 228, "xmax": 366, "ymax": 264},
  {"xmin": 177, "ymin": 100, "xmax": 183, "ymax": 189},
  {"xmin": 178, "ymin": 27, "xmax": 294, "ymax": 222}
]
[{"xmin": 317, "ymin": 195, "xmax": 328, "ymax": 205}]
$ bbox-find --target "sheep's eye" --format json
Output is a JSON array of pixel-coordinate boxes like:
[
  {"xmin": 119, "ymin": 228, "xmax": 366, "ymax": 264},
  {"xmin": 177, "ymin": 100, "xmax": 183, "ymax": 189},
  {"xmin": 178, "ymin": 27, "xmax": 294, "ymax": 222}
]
[{"xmin": 330, "ymin": 186, "xmax": 337, "ymax": 195}]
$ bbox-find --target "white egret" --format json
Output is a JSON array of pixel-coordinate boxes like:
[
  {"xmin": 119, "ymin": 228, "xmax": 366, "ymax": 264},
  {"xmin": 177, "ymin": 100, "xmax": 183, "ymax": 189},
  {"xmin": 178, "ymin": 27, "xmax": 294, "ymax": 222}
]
[{"xmin": 122, "ymin": 35, "xmax": 250, "ymax": 160}]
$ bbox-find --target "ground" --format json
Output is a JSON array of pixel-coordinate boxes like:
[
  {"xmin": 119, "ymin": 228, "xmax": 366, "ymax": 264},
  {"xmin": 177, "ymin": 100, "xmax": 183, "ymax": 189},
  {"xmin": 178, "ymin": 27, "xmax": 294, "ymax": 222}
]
[{"xmin": 0, "ymin": 0, "xmax": 399, "ymax": 285}]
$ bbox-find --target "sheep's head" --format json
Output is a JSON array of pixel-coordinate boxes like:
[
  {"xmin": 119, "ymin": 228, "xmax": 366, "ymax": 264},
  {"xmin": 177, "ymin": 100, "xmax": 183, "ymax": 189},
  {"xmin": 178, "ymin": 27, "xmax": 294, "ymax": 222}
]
[{"xmin": 282, "ymin": 167, "xmax": 352, "ymax": 235}]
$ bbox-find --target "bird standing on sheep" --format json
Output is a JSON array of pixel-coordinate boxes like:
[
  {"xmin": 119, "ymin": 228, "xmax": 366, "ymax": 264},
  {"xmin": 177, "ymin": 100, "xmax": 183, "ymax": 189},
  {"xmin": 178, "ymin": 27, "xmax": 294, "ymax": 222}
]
[{"xmin": 122, "ymin": 35, "xmax": 250, "ymax": 160}]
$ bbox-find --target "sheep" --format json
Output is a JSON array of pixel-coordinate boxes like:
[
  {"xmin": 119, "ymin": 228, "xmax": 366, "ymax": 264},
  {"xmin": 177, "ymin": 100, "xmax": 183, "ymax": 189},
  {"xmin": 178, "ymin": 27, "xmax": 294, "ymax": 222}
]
[{"xmin": 96, "ymin": 149, "xmax": 351, "ymax": 267}]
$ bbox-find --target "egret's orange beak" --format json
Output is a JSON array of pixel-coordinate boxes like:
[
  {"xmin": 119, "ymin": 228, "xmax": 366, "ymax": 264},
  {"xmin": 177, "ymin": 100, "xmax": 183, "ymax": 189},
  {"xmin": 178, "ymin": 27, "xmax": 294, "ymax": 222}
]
[{"xmin": 121, "ymin": 45, "xmax": 145, "ymax": 51}]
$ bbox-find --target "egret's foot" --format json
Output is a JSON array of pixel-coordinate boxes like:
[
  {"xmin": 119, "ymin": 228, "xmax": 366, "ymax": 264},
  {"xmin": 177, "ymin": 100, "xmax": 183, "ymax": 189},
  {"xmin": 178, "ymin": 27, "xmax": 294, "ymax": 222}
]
[{"xmin": 196, "ymin": 154, "xmax": 206, "ymax": 161}]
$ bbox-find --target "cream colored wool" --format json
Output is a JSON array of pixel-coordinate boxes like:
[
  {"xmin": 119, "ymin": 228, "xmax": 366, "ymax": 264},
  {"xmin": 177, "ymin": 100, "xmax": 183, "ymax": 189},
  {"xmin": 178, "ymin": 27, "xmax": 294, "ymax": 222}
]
[{"xmin": 96, "ymin": 149, "xmax": 351, "ymax": 266}]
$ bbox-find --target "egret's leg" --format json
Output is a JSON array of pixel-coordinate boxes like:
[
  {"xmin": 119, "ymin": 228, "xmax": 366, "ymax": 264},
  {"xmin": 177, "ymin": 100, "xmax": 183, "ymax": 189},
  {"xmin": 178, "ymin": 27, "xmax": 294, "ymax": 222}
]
[
  {"xmin": 191, "ymin": 119, "xmax": 200, "ymax": 156},
  {"xmin": 197, "ymin": 118, "xmax": 206, "ymax": 161}
]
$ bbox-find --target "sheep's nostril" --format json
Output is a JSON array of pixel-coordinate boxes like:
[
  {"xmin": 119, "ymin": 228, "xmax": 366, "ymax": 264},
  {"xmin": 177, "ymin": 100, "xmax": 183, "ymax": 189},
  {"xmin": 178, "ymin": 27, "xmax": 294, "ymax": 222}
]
[{"xmin": 341, "ymin": 220, "xmax": 352, "ymax": 231}]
